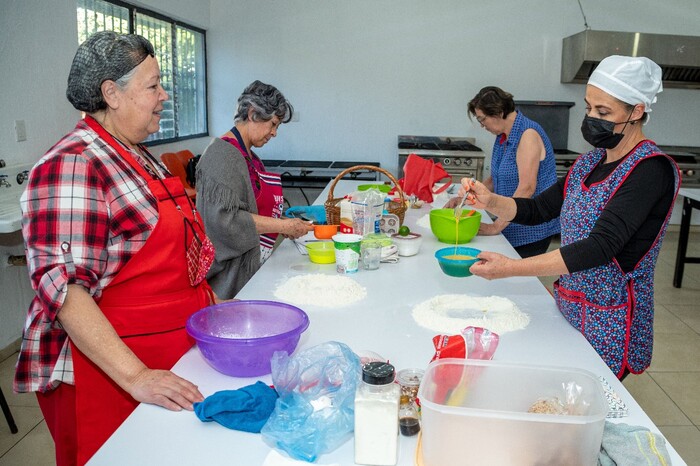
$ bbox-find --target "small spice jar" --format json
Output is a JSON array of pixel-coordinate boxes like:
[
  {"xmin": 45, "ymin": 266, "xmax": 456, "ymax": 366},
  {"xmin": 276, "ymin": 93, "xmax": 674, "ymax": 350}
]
[{"xmin": 396, "ymin": 368, "xmax": 424, "ymax": 405}]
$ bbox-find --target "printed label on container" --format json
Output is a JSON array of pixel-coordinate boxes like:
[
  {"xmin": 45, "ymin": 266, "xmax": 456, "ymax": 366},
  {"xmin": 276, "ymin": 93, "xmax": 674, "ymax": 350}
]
[{"xmin": 333, "ymin": 233, "xmax": 362, "ymax": 274}]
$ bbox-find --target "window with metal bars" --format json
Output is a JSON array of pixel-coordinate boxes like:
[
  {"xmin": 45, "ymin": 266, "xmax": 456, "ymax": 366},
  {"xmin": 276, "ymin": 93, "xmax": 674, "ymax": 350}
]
[{"xmin": 76, "ymin": 0, "xmax": 208, "ymax": 144}]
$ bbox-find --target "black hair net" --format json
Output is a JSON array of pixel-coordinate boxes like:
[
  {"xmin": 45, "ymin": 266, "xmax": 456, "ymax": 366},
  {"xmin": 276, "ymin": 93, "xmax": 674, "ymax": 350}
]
[{"xmin": 66, "ymin": 31, "xmax": 154, "ymax": 113}]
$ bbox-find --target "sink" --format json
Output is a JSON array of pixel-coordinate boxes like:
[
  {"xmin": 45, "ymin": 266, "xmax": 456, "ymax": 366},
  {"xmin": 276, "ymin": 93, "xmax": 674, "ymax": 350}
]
[{"xmin": 0, "ymin": 163, "xmax": 34, "ymax": 233}]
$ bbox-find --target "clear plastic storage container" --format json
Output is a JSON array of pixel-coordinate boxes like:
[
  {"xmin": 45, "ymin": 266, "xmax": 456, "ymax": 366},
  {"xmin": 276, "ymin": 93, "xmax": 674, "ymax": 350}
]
[{"xmin": 418, "ymin": 359, "xmax": 607, "ymax": 466}]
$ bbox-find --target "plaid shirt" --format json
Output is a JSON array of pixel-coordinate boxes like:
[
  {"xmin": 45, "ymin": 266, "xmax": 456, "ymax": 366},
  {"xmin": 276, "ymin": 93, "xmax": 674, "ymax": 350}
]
[{"xmin": 14, "ymin": 119, "xmax": 169, "ymax": 393}]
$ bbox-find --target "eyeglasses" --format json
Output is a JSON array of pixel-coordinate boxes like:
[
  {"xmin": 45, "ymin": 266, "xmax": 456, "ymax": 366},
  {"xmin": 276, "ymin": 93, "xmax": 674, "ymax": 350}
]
[{"xmin": 476, "ymin": 115, "xmax": 488, "ymax": 125}]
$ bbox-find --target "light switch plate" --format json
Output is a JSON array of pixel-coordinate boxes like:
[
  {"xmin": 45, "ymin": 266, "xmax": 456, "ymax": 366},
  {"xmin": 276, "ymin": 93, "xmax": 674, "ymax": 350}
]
[{"xmin": 14, "ymin": 120, "xmax": 27, "ymax": 142}]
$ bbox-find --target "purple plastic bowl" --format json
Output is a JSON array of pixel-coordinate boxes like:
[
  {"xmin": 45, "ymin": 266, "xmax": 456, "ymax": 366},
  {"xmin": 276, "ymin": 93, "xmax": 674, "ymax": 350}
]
[{"xmin": 186, "ymin": 300, "xmax": 309, "ymax": 377}]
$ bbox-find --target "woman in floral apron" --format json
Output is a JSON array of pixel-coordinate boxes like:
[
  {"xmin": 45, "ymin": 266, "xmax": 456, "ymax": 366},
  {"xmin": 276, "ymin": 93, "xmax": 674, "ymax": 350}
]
[
  {"xmin": 196, "ymin": 81, "xmax": 313, "ymax": 300},
  {"xmin": 14, "ymin": 32, "xmax": 216, "ymax": 466},
  {"xmin": 459, "ymin": 56, "xmax": 680, "ymax": 380}
]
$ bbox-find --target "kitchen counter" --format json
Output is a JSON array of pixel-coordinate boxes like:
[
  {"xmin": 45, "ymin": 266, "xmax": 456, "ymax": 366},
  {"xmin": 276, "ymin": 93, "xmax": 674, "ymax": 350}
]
[{"xmin": 88, "ymin": 180, "xmax": 686, "ymax": 466}]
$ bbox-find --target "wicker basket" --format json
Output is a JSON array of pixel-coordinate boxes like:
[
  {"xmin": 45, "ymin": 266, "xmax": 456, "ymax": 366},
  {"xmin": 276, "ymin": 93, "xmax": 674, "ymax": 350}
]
[{"xmin": 325, "ymin": 165, "xmax": 407, "ymax": 226}]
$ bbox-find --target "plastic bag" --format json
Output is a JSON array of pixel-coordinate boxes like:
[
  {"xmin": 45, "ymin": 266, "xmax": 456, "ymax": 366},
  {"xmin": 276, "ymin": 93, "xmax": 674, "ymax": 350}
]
[
  {"xmin": 399, "ymin": 153, "xmax": 452, "ymax": 203},
  {"xmin": 430, "ymin": 327, "xmax": 500, "ymax": 406},
  {"xmin": 527, "ymin": 381, "xmax": 591, "ymax": 416},
  {"xmin": 261, "ymin": 341, "xmax": 361, "ymax": 462},
  {"xmin": 350, "ymin": 188, "xmax": 384, "ymax": 236},
  {"xmin": 430, "ymin": 326, "xmax": 500, "ymax": 362}
]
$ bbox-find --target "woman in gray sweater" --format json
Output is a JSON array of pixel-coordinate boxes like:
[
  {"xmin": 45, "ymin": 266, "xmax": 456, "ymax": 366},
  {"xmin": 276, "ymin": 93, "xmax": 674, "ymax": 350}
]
[{"xmin": 196, "ymin": 81, "xmax": 312, "ymax": 299}]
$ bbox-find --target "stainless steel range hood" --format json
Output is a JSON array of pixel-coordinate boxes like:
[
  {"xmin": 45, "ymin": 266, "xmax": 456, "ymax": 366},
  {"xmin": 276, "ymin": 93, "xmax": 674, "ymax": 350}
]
[{"xmin": 561, "ymin": 30, "xmax": 700, "ymax": 89}]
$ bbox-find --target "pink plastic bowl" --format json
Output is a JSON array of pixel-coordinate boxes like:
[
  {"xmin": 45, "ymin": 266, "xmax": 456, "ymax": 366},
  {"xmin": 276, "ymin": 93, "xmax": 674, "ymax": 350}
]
[{"xmin": 186, "ymin": 300, "xmax": 309, "ymax": 377}]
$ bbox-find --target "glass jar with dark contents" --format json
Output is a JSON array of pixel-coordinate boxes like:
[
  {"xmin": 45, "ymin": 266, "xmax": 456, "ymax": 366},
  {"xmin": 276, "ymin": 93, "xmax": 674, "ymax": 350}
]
[{"xmin": 398, "ymin": 395, "xmax": 420, "ymax": 436}]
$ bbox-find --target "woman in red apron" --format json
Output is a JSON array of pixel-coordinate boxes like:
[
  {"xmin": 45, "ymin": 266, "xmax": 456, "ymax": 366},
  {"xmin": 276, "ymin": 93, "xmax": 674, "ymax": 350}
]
[
  {"xmin": 196, "ymin": 81, "xmax": 313, "ymax": 300},
  {"xmin": 15, "ymin": 32, "xmax": 215, "ymax": 465}
]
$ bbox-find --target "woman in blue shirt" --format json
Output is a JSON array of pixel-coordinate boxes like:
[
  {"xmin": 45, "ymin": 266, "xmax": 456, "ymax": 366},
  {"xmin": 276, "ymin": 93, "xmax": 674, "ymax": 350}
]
[{"xmin": 450, "ymin": 87, "xmax": 560, "ymax": 257}]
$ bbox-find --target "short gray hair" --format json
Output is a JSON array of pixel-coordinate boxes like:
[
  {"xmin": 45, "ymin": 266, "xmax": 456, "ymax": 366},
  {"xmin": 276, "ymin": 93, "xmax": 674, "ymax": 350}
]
[
  {"xmin": 234, "ymin": 80, "xmax": 293, "ymax": 124},
  {"xmin": 66, "ymin": 31, "xmax": 155, "ymax": 113}
]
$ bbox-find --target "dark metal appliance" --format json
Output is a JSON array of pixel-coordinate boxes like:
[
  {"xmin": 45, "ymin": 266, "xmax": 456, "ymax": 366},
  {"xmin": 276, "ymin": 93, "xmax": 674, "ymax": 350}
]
[
  {"xmin": 262, "ymin": 159, "xmax": 381, "ymax": 204},
  {"xmin": 515, "ymin": 101, "xmax": 578, "ymax": 179},
  {"xmin": 656, "ymin": 146, "xmax": 700, "ymax": 187},
  {"xmin": 397, "ymin": 135, "xmax": 486, "ymax": 183}
]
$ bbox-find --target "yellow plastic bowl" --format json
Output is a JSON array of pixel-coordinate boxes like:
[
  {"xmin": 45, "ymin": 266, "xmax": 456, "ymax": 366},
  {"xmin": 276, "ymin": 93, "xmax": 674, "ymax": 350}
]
[
  {"xmin": 305, "ymin": 241, "xmax": 336, "ymax": 264},
  {"xmin": 429, "ymin": 209, "xmax": 482, "ymax": 244}
]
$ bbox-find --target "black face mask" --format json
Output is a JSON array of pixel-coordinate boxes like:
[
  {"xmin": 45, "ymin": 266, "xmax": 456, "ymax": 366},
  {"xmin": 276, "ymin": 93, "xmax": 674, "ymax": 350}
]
[{"xmin": 580, "ymin": 109, "xmax": 637, "ymax": 149}]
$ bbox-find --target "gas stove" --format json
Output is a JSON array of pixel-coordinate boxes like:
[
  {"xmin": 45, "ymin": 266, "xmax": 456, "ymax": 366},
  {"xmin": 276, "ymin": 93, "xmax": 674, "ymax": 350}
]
[
  {"xmin": 657, "ymin": 145, "xmax": 700, "ymax": 187},
  {"xmin": 397, "ymin": 135, "xmax": 486, "ymax": 182}
]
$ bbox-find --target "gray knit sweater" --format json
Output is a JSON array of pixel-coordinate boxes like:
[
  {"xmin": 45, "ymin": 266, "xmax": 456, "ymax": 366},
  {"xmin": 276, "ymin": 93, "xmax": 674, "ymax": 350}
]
[{"xmin": 196, "ymin": 137, "xmax": 261, "ymax": 299}]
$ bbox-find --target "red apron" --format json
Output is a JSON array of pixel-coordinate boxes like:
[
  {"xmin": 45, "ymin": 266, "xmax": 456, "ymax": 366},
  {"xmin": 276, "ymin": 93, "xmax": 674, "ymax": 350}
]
[
  {"xmin": 223, "ymin": 136, "xmax": 284, "ymax": 263},
  {"xmin": 256, "ymin": 170, "xmax": 284, "ymax": 262},
  {"xmin": 67, "ymin": 118, "xmax": 214, "ymax": 464}
]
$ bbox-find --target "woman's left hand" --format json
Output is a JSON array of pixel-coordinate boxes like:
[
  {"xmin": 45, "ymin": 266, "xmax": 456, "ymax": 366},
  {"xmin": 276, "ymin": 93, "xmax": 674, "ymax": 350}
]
[
  {"xmin": 127, "ymin": 368, "xmax": 205, "ymax": 411},
  {"xmin": 478, "ymin": 223, "xmax": 500, "ymax": 236},
  {"xmin": 469, "ymin": 251, "xmax": 516, "ymax": 280}
]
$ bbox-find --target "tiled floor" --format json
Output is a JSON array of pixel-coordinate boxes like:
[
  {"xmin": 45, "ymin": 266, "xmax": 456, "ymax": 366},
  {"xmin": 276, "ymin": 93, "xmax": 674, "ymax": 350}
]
[{"xmin": 0, "ymin": 229, "xmax": 698, "ymax": 465}]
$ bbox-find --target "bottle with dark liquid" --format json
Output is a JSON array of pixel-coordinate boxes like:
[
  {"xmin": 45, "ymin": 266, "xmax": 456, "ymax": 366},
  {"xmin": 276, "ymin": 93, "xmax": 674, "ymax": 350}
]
[{"xmin": 398, "ymin": 395, "xmax": 420, "ymax": 436}]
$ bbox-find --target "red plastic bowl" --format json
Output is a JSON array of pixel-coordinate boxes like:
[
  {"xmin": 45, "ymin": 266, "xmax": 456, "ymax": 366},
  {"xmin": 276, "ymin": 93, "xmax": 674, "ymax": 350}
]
[{"xmin": 186, "ymin": 300, "xmax": 309, "ymax": 377}]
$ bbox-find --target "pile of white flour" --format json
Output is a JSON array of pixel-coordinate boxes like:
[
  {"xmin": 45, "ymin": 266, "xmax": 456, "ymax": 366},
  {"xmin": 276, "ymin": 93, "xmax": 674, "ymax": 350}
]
[
  {"xmin": 274, "ymin": 273, "xmax": 367, "ymax": 308},
  {"xmin": 412, "ymin": 294, "xmax": 529, "ymax": 334}
]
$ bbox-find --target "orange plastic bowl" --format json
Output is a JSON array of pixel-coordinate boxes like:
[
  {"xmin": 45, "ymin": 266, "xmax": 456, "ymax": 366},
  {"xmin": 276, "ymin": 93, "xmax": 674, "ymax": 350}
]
[{"xmin": 314, "ymin": 224, "xmax": 339, "ymax": 240}]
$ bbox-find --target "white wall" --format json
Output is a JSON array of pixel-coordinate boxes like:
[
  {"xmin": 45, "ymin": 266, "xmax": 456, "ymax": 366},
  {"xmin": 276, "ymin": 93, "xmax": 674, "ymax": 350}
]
[
  {"xmin": 207, "ymin": 0, "xmax": 700, "ymax": 175},
  {"xmin": 0, "ymin": 0, "xmax": 210, "ymax": 350}
]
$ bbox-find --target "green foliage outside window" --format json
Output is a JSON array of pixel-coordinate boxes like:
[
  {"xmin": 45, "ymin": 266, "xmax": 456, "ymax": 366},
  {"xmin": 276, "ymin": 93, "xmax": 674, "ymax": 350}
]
[{"xmin": 77, "ymin": 0, "xmax": 208, "ymax": 144}]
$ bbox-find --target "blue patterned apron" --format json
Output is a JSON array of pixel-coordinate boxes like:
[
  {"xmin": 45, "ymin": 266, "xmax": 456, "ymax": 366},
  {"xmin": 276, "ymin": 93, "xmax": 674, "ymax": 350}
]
[{"xmin": 554, "ymin": 141, "xmax": 679, "ymax": 377}]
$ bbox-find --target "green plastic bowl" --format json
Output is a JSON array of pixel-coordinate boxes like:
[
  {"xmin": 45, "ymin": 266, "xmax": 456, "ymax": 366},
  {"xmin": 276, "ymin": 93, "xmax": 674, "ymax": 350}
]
[
  {"xmin": 305, "ymin": 241, "xmax": 336, "ymax": 264},
  {"xmin": 435, "ymin": 247, "xmax": 481, "ymax": 277},
  {"xmin": 429, "ymin": 209, "xmax": 481, "ymax": 244},
  {"xmin": 357, "ymin": 183, "xmax": 392, "ymax": 193}
]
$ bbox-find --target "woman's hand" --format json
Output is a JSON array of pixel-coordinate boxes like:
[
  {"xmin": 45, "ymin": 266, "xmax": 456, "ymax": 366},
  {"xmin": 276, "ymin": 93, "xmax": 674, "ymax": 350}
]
[
  {"xmin": 443, "ymin": 196, "xmax": 463, "ymax": 209},
  {"xmin": 212, "ymin": 291, "xmax": 238, "ymax": 304},
  {"xmin": 478, "ymin": 222, "xmax": 502, "ymax": 236},
  {"xmin": 469, "ymin": 251, "xmax": 516, "ymax": 280},
  {"xmin": 459, "ymin": 178, "xmax": 494, "ymax": 210},
  {"xmin": 282, "ymin": 218, "xmax": 314, "ymax": 239},
  {"xmin": 127, "ymin": 368, "xmax": 204, "ymax": 411}
]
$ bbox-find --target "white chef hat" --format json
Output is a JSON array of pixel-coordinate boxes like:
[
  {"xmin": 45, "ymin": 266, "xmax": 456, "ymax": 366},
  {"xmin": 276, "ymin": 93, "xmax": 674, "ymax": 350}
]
[{"xmin": 588, "ymin": 55, "xmax": 663, "ymax": 113}]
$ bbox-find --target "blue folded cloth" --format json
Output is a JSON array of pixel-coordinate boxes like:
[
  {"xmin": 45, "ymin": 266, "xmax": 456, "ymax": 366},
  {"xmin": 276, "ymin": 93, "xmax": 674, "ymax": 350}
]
[
  {"xmin": 284, "ymin": 205, "xmax": 327, "ymax": 224},
  {"xmin": 193, "ymin": 381, "xmax": 278, "ymax": 433},
  {"xmin": 598, "ymin": 422, "xmax": 671, "ymax": 466}
]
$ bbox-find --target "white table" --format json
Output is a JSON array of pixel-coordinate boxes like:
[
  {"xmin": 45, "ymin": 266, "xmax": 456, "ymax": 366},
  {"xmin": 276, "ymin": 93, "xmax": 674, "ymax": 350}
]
[
  {"xmin": 673, "ymin": 188, "xmax": 700, "ymax": 288},
  {"xmin": 88, "ymin": 180, "xmax": 686, "ymax": 465}
]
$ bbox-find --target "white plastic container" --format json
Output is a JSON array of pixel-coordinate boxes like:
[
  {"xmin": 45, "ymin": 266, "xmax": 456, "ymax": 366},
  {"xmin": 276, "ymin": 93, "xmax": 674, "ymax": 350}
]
[
  {"xmin": 332, "ymin": 233, "xmax": 362, "ymax": 274},
  {"xmin": 354, "ymin": 362, "xmax": 400, "ymax": 465},
  {"xmin": 390, "ymin": 232, "xmax": 423, "ymax": 256},
  {"xmin": 418, "ymin": 359, "xmax": 607, "ymax": 466}
]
